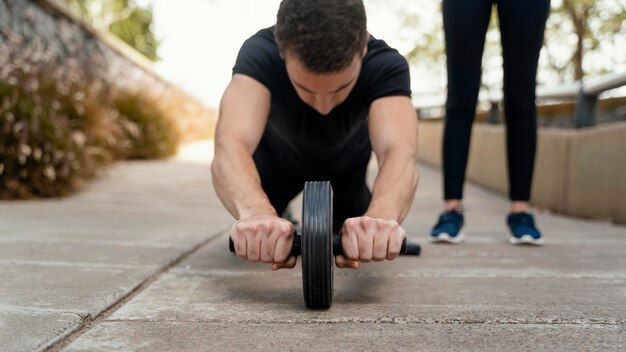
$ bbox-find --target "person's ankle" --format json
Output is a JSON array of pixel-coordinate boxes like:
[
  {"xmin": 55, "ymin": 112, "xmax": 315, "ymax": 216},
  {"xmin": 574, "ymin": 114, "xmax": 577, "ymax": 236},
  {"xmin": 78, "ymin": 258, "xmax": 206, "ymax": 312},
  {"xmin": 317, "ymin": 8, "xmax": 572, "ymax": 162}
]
[
  {"xmin": 444, "ymin": 200, "xmax": 463, "ymax": 213},
  {"xmin": 510, "ymin": 201, "xmax": 530, "ymax": 213}
]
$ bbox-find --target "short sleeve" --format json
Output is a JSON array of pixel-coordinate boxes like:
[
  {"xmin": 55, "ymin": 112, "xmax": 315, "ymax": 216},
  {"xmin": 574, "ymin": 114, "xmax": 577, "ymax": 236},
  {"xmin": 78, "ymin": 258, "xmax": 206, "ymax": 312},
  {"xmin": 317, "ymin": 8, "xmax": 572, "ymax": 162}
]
[
  {"xmin": 366, "ymin": 51, "xmax": 412, "ymax": 103},
  {"xmin": 232, "ymin": 29, "xmax": 281, "ymax": 91}
]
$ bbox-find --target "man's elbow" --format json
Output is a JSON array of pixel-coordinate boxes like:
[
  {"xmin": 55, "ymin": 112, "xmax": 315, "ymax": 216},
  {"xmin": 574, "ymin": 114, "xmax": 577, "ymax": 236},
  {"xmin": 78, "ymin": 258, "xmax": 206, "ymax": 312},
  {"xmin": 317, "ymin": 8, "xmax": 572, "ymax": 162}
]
[
  {"xmin": 394, "ymin": 143, "xmax": 418, "ymax": 162},
  {"xmin": 210, "ymin": 152, "xmax": 224, "ymax": 190},
  {"xmin": 211, "ymin": 141, "xmax": 227, "ymax": 183},
  {"xmin": 375, "ymin": 143, "xmax": 414, "ymax": 168}
]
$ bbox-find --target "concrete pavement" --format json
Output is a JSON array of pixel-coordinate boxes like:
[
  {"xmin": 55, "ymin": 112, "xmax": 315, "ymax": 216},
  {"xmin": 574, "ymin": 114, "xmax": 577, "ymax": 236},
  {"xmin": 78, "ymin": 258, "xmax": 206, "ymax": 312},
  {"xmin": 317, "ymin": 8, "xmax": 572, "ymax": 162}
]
[{"xmin": 0, "ymin": 140, "xmax": 624, "ymax": 351}]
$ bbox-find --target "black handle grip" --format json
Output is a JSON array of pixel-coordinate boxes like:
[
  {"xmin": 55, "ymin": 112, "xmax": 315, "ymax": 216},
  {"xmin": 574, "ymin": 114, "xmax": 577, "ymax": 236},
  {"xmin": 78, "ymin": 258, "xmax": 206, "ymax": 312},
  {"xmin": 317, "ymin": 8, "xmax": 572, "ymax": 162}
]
[
  {"xmin": 332, "ymin": 235, "xmax": 420, "ymax": 256},
  {"xmin": 229, "ymin": 233, "xmax": 420, "ymax": 257}
]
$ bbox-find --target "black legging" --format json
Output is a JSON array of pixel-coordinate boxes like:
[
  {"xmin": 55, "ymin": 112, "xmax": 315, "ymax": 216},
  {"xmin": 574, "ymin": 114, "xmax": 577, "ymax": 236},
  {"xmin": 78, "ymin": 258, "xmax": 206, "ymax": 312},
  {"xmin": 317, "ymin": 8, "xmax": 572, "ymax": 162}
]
[{"xmin": 442, "ymin": 0, "xmax": 550, "ymax": 201}]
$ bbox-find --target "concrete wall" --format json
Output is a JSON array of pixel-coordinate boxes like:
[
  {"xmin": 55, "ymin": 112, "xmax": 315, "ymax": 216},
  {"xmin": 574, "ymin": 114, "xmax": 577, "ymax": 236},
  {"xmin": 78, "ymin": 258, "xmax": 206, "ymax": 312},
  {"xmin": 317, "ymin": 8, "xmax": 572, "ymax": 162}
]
[
  {"xmin": 418, "ymin": 120, "xmax": 626, "ymax": 223},
  {"xmin": 566, "ymin": 125, "xmax": 626, "ymax": 221}
]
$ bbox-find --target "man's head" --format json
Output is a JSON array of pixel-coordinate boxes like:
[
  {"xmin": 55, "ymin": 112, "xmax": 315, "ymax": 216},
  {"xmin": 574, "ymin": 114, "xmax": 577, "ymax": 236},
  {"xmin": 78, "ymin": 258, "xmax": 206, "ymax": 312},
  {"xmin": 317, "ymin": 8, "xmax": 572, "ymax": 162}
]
[
  {"xmin": 275, "ymin": 0, "xmax": 367, "ymax": 73},
  {"xmin": 275, "ymin": 0, "xmax": 368, "ymax": 115}
]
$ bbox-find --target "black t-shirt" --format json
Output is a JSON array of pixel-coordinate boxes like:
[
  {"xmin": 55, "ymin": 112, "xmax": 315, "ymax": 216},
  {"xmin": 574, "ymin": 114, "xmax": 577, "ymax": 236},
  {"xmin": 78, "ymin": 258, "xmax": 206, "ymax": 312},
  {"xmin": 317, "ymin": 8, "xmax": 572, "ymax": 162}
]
[{"xmin": 232, "ymin": 26, "xmax": 411, "ymax": 170}]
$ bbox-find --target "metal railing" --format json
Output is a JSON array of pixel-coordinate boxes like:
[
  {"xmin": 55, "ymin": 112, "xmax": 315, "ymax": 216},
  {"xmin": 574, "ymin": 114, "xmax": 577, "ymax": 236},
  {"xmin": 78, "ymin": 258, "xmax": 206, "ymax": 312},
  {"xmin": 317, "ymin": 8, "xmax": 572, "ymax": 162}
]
[{"xmin": 416, "ymin": 71, "xmax": 626, "ymax": 128}]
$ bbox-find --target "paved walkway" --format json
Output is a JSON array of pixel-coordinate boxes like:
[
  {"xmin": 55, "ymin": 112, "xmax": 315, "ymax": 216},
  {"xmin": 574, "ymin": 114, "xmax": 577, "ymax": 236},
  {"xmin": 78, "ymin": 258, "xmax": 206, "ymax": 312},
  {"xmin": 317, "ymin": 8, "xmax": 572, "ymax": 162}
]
[{"xmin": 1, "ymin": 141, "xmax": 624, "ymax": 351}]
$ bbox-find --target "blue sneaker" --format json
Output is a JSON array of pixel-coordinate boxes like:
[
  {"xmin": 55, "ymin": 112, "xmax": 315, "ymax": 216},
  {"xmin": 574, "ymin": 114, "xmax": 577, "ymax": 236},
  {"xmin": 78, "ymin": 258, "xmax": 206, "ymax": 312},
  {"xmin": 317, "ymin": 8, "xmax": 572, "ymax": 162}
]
[
  {"xmin": 431, "ymin": 210, "xmax": 465, "ymax": 244},
  {"xmin": 507, "ymin": 212, "xmax": 544, "ymax": 245}
]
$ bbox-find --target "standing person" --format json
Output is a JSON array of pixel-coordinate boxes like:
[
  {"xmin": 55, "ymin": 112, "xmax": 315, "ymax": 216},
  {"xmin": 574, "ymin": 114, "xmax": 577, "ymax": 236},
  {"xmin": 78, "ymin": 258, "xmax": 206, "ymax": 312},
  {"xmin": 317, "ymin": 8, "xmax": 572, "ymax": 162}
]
[
  {"xmin": 212, "ymin": 0, "xmax": 419, "ymax": 270},
  {"xmin": 430, "ymin": 0, "xmax": 550, "ymax": 245}
]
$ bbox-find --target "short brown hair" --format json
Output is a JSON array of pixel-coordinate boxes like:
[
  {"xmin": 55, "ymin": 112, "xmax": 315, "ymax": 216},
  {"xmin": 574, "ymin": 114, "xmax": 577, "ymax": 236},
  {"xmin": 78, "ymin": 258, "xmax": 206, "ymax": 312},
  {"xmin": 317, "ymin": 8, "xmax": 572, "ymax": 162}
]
[{"xmin": 275, "ymin": 0, "xmax": 368, "ymax": 73}]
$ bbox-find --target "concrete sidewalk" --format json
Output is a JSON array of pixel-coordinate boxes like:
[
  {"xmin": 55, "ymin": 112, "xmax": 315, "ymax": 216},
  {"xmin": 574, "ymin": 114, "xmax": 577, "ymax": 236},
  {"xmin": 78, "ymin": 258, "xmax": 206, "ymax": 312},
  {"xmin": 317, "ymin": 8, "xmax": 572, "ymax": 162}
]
[{"xmin": 1, "ymin": 141, "xmax": 624, "ymax": 351}]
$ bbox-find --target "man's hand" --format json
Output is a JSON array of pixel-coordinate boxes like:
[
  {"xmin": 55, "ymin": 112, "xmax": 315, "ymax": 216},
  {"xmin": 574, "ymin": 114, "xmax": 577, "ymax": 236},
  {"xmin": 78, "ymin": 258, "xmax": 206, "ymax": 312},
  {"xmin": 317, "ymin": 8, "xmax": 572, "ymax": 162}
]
[
  {"xmin": 230, "ymin": 215, "xmax": 297, "ymax": 270},
  {"xmin": 336, "ymin": 216, "xmax": 406, "ymax": 269}
]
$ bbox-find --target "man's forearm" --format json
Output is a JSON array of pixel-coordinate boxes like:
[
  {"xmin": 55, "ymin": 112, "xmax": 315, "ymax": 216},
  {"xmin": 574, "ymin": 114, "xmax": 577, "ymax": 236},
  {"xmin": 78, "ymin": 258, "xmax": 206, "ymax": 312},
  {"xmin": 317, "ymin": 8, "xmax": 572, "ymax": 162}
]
[
  {"xmin": 211, "ymin": 143, "xmax": 276, "ymax": 220},
  {"xmin": 366, "ymin": 146, "xmax": 419, "ymax": 223}
]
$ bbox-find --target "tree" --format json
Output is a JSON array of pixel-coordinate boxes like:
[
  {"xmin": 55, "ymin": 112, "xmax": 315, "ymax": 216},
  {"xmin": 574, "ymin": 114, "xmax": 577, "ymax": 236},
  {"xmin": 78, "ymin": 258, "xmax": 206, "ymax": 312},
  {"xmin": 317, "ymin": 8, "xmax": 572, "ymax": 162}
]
[
  {"xmin": 545, "ymin": 0, "xmax": 625, "ymax": 82},
  {"xmin": 375, "ymin": 0, "xmax": 625, "ymax": 91},
  {"xmin": 66, "ymin": 0, "xmax": 160, "ymax": 61}
]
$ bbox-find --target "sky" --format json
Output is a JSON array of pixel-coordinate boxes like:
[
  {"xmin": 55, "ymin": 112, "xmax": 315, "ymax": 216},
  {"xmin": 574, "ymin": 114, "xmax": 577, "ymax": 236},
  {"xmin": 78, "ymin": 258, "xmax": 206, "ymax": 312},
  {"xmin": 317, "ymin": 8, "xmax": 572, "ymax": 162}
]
[
  {"xmin": 143, "ymin": 0, "xmax": 624, "ymax": 109},
  {"xmin": 144, "ymin": 0, "xmax": 425, "ymax": 108}
]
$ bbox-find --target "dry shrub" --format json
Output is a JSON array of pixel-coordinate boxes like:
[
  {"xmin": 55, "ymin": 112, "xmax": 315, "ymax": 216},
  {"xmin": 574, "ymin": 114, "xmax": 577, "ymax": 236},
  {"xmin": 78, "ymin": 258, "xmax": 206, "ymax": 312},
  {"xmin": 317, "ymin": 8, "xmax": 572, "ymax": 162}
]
[
  {"xmin": 0, "ymin": 38, "xmax": 183, "ymax": 199},
  {"xmin": 0, "ymin": 41, "xmax": 116, "ymax": 198},
  {"xmin": 114, "ymin": 89, "xmax": 181, "ymax": 159},
  {"xmin": 158, "ymin": 87, "xmax": 217, "ymax": 142}
]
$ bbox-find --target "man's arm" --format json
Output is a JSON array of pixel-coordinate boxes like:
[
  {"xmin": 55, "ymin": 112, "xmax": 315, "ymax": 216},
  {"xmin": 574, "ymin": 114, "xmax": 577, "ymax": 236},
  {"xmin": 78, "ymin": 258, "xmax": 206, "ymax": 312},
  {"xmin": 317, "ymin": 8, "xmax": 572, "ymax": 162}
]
[
  {"xmin": 338, "ymin": 96, "xmax": 419, "ymax": 268},
  {"xmin": 212, "ymin": 74, "xmax": 296, "ymax": 269},
  {"xmin": 212, "ymin": 74, "xmax": 273, "ymax": 219},
  {"xmin": 367, "ymin": 96, "xmax": 419, "ymax": 222}
]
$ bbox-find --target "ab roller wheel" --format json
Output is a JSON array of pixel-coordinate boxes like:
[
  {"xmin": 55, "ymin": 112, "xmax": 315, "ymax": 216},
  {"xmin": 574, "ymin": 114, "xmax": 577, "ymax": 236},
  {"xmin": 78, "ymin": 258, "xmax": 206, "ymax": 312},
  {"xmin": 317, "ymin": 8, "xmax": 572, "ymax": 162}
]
[
  {"xmin": 302, "ymin": 181, "xmax": 334, "ymax": 309},
  {"xmin": 229, "ymin": 181, "xmax": 420, "ymax": 309}
]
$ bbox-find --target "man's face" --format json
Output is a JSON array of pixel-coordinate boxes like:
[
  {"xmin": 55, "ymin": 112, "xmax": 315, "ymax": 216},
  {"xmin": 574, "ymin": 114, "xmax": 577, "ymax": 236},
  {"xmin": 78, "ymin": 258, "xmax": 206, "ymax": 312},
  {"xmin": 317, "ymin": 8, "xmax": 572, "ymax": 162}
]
[{"xmin": 284, "ymin": 51, "xmax": 363, "ymax": 116}]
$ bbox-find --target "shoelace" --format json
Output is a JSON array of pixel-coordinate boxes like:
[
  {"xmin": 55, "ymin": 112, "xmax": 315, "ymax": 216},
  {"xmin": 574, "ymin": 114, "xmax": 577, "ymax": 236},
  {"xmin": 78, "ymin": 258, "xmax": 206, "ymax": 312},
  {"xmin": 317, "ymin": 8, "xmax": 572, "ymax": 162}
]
[
  {"xmin": 439, "ymin": 211, "xmax": 461, "ymax": 225},
  {"xmin": 510, "ymin": 213, "xmax": 535, "ymax": 227}
]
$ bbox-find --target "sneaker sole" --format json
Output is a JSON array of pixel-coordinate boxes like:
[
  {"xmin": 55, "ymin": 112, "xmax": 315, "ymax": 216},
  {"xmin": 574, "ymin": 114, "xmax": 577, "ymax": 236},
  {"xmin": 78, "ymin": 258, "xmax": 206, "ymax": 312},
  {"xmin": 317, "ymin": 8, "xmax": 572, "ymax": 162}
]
[
  {"xmin": 431, "ymin": 231, "xmax": 465, "ymax": 244},
  {"xmin": 510, "ymin": 234, "xmax": 544, "ymax": 246}
]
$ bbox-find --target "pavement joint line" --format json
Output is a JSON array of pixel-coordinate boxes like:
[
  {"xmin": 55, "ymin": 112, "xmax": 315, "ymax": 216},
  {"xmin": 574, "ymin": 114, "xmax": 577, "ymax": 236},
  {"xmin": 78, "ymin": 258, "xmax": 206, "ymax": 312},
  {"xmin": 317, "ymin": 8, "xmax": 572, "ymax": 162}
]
[
  {"xmin": 3, "ymin": 235, "xmax": 623, "ymax": 246},
  {"xmin": 99, "ymin": 319, "xmax": 626, "ymax": 326},
  {"xmin": 0, "ymin": 237, "xmax": 191, "ymax": 249},
  {"xmin": 168, "ymin": 268, "xmax": 299, "ymax": 277},
  {"xmin": 44, "ymin": 228, "xmax": 228, "ymax": 352},
  {"xmin": 425, "ymin": 237, "xmax": 626, "ymax": 245},
  {"xmin": 0, "ymin": 229, "xmax": 209, "ymax": 236},
  {"xmin": 167, "ymin": 268, "xmax": 626, "ymax": 280},
  {"xmin": 0, "ymin": 259, "xmax": 159, "ymax": 270},
  {"xmin": 0, "ymin": 305, "xmax": 87, "ymax": 317},
  {"xmin": 0, "ymin": 210, "xmax": 212, "ymax": 216}
]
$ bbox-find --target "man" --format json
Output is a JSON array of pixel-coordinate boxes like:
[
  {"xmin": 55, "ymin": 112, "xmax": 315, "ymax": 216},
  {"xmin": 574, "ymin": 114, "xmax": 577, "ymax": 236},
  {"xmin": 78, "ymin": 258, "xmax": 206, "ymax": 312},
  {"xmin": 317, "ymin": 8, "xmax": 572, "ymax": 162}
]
[{"xmin": 212, "ymin": 0, "xmax": 419, "ymax": 271}]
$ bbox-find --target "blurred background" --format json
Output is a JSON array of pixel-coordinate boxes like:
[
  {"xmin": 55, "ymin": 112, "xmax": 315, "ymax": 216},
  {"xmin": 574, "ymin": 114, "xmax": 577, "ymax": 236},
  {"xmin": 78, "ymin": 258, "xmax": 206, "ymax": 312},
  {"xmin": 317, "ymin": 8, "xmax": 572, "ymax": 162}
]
[
  {"xmin": 1, "ymin": 0, "xmax": 625, "ymax": 221},
  {"xmin": 71, "ymin": 0, "xmax": 626, "ymax": 108}
]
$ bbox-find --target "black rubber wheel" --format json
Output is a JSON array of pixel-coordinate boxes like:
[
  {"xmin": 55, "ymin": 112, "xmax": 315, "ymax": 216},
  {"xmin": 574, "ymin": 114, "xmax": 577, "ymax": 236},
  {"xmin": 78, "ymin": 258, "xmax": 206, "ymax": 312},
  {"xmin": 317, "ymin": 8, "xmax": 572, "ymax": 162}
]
[{"xmin": 302, "ymin": 181, "xmax": 334, "ymax": 309}]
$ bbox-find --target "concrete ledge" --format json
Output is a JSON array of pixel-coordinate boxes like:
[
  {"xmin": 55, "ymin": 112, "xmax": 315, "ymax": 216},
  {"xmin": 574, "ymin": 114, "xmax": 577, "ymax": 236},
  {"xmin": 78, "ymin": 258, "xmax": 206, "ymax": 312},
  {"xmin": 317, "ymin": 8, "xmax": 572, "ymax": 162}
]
[
  {"xmin": 566, "ymin": 124, "xmax": 626, "ymax": 221},
  {"xmin": 418, "ymin": 120, "xmax": 626, "ymax": 223},
  {"xmin": 2, "ymin": 0, "xmax": 217, "ymax": 140}
]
